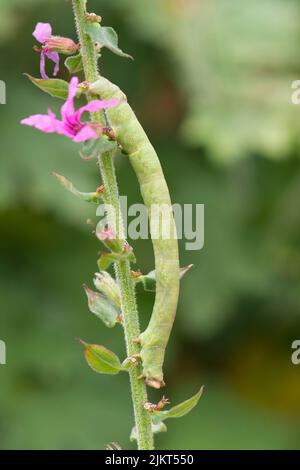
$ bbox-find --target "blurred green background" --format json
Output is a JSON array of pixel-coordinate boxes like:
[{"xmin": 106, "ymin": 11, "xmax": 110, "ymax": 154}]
[{"xmin": 0, "ymin": 0, "xmax": 300, "ymax": 450}]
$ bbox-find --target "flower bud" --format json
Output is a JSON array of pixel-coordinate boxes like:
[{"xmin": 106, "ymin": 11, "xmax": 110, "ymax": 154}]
[
  {"xmin": 85, "ymin": 12, "xmax": 102, "ymax": 23},
  {"xmin": 143, "ymin": 397, "xmax": 169, "ymax": 412},
  {"xmin": 96, "ymin": 226, "xmax": 124, "ymax": 253},
  {"xmin": 46, "ymin": 36, "xmax": 79, "ymax": 55},
  {"xmin": 93, "ymin": 272, "xmax": 121, "ymax": 308}
]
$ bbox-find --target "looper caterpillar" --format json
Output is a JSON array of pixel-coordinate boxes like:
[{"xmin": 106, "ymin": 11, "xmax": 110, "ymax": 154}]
[{"xmin": 89, "ymin": 77, "xmax": 180, "ymax": 388}]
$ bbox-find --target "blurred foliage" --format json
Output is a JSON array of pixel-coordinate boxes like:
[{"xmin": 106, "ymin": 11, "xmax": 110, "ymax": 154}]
[
  {"xmin": 0, "ymin": 0, "xmax": 300, "ymax": 450},
  {"xmin": 117, "ymin": 0, "xmax": 300, "ymax": 162}
]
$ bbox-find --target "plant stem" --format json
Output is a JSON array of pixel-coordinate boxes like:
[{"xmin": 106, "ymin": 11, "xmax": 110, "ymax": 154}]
[{"xmin": 72, "ymin": 0, "xmax": 154, "ymax": 450}]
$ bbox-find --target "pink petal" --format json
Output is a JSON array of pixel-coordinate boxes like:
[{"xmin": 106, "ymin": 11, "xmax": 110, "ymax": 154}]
[
  {"xmin": 21, "ymin": 111, "xmax": 76, "ymax": 140},
  {"xmin": 61, "ymin": 77, "xmax": 79, "ymax": 122},
  {"xmin": 47, "ymin": 108, "xmax": 56, "ymax": 119},
  {"xmin": 33, "ymin": 22, "xmax": 52, "ymax": 44},
  {"xmin": 21, "ymin": 112, "xmax": 58, "ymax": 133},
  {"xmin": 67, "ymin": 76, "xmax": 79, "ymax": 101},
  {"xmin": 73, "ymin": 125, "xmax": 97, "ymax": 143},
  {"xmin": 40, "ymin": 50, "xmax": 49, "ymax": 80},
  {"xmin": 45, "ymin": 50, "xmax": 60, "ymax": 77},
  {"xmin": 76, "ymin": 99, "xmax": 119, "ymax": 121}
]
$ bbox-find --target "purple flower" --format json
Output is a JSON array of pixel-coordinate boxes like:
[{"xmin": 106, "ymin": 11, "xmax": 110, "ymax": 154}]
[
  {"xmin": 33, "ymin": 23, "xmax": 60, "ymax": 80},
  {"xmin": 33, "ymin": 23, "xmax": 79, "ymax": 80},
  {"xmin": 21, "ymin": 77, "xmax": 118, "ymax": 143}
]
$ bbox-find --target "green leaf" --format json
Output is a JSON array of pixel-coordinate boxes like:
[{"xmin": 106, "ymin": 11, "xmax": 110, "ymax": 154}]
[
  {"xmin": 84, "ymin": 24, "xmax": 133, "ymax": 59},
  {"xmin": 24, "ymin": 74, "xmax": 78, "ymax": 100},
  {"xmin": 52, "ymin": 172, "xmax": 103, "ymax": 203},
  {"xmin": 79, "ymin": 340, "xmax": 122, "ymax": 375},
  {"xmin": 65, "ymin": 53, "xmax": 84, "ymax": 74},
  {"xmin": 80, "ymin": 137, "xmax": 118, "ymax": 160},
  {"xmin": 83, "ymin": 284, "xmax": 120, "ymax": 328},
  {"xmin": 130, "ymin": 421, "xmax": 167, "ymax": 442},
  {"xmin": 153, "ymin": 387, "xmax": 204, "ymax": 422},
  {"xmin": 97, "ymin": 253, "xmax": 118, "ymax": 271}
]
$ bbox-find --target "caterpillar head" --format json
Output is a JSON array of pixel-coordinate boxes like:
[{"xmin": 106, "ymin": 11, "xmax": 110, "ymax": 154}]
[{"xmin": 144, "ymin": 377, "xmax": 166, "ymax": 390}]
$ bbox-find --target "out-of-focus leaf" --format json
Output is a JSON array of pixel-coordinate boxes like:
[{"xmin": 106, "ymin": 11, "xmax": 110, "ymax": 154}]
[
  {"xmin": 0, "ymin": 0, "xmax": 41, "ymax": 40},
  {"xmin": 120, "ymin": 0, "xmax": 300, "ymax": 162}
]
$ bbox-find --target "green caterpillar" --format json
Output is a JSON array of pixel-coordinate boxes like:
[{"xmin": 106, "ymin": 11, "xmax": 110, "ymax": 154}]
[{"xmin": 89, "ymin": 77, "xmax": 180, "ymax": 388}]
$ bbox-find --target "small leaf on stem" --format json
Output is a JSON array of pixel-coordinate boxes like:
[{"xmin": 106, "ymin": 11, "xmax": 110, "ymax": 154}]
[
  {"xmin": 79, "ymin": 340, "xmax": 122, "ymax": 375},
  {"xmin": 152, "ymin": 387, "xmax": 204, "ymax": 423},
  {"xmin": 65, "ymin": 53, "xmax": 84, "ymax": 74},
  {"xmin": 24, "ymin": 74, "xmax": 80, "ymax": 100},
  {"xmin": 52, "ymin": 172, "xmax": 103, "ymax": 203},
  {"xmin": 83, "ymin": 284, "xmax": 120, "ymax": 328},
  {"xmin": 84, "ymin": 23, "xmax": 133, "ymax": 59}
]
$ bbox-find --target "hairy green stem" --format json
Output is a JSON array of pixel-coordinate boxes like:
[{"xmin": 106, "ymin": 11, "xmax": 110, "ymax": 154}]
[{"xmin": 72, "ymin": 0, "xmax": 154, "ymax": 450}]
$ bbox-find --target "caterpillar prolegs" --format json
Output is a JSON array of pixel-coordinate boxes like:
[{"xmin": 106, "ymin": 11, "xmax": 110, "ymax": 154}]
[{"xmin": 89, "ymin": 77, "xmax": 180, "ymax": 388}]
